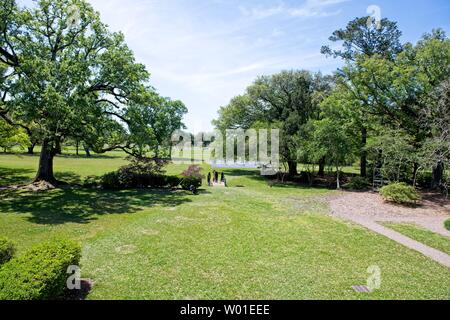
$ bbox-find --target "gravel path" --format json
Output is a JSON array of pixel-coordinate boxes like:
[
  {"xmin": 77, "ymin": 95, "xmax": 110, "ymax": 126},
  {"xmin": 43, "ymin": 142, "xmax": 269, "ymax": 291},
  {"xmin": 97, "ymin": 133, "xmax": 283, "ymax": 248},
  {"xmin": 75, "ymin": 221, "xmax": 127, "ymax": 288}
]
[{"xmin": 328, "ymin": 191, "xmax": 450, "ymax": 268}]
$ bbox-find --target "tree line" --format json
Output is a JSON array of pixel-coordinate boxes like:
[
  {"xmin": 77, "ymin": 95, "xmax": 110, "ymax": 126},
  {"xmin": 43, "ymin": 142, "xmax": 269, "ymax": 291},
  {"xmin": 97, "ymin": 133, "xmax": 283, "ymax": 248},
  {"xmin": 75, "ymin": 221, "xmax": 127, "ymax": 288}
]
[
  {"xmin": 0, "ymin": 0, "xmax": 187, "ymax": 184},
  {"xmin": 214, "ymin": 17, "xmax": 450, "ymax": 190}
]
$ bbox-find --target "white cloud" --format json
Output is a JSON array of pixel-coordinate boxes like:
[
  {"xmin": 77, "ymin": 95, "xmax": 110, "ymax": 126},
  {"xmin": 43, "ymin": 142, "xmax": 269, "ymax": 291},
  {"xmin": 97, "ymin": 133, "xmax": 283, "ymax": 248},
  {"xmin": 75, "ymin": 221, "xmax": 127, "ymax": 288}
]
[{"xmin": 240, "ymin": 0, "xmax": 350, "ymax": 20}]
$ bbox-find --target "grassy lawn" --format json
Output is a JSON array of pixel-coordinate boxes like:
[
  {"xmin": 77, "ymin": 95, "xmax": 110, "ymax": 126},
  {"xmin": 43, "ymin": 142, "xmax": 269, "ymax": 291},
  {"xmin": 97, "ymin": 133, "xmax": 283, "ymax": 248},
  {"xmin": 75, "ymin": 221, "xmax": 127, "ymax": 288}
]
[
  {"xmin": 383, "ymin": 223, "xmax": 450, "ymax": 256},
  {"xmin": 0, "ymin": 152, "xmax": 449, "ymax": 300}
]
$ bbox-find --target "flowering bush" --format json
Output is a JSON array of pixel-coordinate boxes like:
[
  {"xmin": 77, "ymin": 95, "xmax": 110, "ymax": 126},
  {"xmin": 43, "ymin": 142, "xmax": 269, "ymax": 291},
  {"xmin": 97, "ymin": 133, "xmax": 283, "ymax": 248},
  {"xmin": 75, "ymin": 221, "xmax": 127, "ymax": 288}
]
[{"xmin": 180, "ymin": 165, "xmax": 204, "ymax": 190}]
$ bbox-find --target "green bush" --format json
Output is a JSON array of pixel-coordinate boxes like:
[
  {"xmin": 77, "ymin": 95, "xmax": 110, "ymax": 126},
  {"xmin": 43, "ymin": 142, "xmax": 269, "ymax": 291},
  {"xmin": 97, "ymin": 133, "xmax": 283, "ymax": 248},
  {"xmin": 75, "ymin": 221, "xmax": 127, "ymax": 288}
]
[
  {"xmin": 0, "ymin": 239, "xmax": 81, "ymax": 300},
  {"xmin": 0, "ymin": 238, "xmax": 15, "ymax": 265},
  {"xmin": 344, "ymin": 176, "xmax": 370, "ymax": 190},
  {"xmin": 100, "ymin": 171, "xmax": 122, "ymax": 190},
  {"xmin": 415, "ymin": 171, "xmax": 433, "ymax": 188},
  {"xmin": 166, "ymin": 175, "xmax": 182, "ymax": 188},
  {"xmin": 180, "ymin": 165, "xmax": 204, "ymax": 191},
  {"xmin": 83, "ymin": 175, "xmax": 101, "ymax": 188},
  {"xmin": 180, "ymin": 176, "xmax": 202, "ymax": 190},
  {"xmin": 380, "ymin": 183, "xmax": 421, "ymax": 205},
  {"xmin": 100, "ymin": 171, "xmax": 177, "ymax": 189},
  {"xmin": 445, "ymin": 219, "xmax": 450, "ymax": 231}
]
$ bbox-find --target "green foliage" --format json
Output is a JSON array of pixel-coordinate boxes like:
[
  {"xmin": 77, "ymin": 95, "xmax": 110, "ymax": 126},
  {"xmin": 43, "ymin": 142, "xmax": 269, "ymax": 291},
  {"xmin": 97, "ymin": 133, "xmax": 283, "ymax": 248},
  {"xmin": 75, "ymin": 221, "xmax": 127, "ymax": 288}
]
[
  {"xmin": 100, "ymin": 157, "xmax": 167, "ymax": 189},
  {"xmin": 380, "ymin": 183, "xmax": 421, "ymax": 205},
  {"xmin": 0, "ymin": 239, "xmax": 81, "ymax": 300},
  {"xmin": 415, "ymin": 171, "xmax": 434, "ymax": 189},
  {"xmin": 367, "ymin": 129, "xmax": 417, "ymax": 182},
  {"xmin": 99, "ymin": 158, "xmax": 182, "ymax": 190},
  {"xmin": 321, "ymin": 16, "xmax": 403, "ymax": 61},
  {"xmin": 83, "ymin": 175, "xmax": 101, "ymax": 188},
  {"xmin": 126, "ymin": 93, "xmax": 187, "ymax": 157},
  {"xmin": 445, "ymin": 219, "xmax": 450, "ymax": 231},
  {"xmin": 100, "ymin": 171, "xmax": 169, "ymax": 190},
  {"xmin": 0, "ymin": 237, "xmax": 15, "ymax": 265},
  {"xmin": 308, "ymin": 118, "xmax": 357, "ymax": 189},
  {"xmin": 180, "ymin": 165, "xmax": 203, "ymax": 190},
  {"xmin": 166, "ymin": 175, "xmax": 182, "ymax": 189},
  {"xmin": 344, "ymin": 176, "xmax": 370, "ymax": 190},
  {"xmin": 0, "ymin": 121, "xmax": 29, "ymax": 152}
]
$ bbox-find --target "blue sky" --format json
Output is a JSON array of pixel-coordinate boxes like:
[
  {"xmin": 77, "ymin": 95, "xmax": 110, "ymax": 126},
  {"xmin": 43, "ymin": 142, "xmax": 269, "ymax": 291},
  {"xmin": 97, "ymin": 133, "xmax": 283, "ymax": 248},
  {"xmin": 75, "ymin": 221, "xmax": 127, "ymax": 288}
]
[{"xmin": 19, "ymin": 0, "xmax": 450, "ymax": 132}]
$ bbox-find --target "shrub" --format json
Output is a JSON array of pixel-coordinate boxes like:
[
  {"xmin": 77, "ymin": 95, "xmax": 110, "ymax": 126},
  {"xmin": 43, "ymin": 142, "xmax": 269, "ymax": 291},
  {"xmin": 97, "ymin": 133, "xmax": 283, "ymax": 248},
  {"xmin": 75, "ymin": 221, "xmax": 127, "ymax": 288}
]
[
  {"xmin": 0, "ymin": 239, "xmax": 81, "ymax": 300},
  {"xmin": 166, "ymin": 175, "xmax": 182, "ymax": 188},
  {"xmin": 180, "ymin": 165, "xmax": 204, "ymax": 191},
  {"xmin": 445, "ymin": 219, "xmax": 450, "ymax": 231},
  {"xmin": 100, "ymin": 171, "xmax": 122, "ymax": 189},
  {"xmin": 415, "ymin": 171, "xmax": 433, "ymax": 189},
  {"xmin": 0, "ymin": 238, "xmax": 15, "ymax": 265},
  {"xmin": 345, "ymin": 176, "xmax": 370, "ymax": 190},
  {"xmin": 380, "ymin": 183, "xmax": 421, "ymax": 205},
  {"xmin": 181, "ymin": 176, "xmax": 202, "ymax": 190},
  {"xmin": 100, "ymin": 157, "xmax": 170, "ymax": 189},
  {"xmin": 83, "ymin": 175, "xmax": 101, "ymax": 188}
]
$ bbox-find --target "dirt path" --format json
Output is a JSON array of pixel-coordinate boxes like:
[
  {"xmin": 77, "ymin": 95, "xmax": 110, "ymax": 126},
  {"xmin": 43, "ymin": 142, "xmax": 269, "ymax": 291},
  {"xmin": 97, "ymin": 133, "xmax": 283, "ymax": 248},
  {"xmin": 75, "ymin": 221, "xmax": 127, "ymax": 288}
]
[{"xmin": 328, "ymin": 191, "xmax": 450, "ymax": 268}]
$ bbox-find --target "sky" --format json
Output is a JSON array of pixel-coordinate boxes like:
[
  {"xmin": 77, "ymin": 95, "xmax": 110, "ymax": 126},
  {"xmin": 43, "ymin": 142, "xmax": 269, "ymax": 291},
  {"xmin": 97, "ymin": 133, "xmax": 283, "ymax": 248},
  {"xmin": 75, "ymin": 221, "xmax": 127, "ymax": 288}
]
[{"xmin": 19, "ymin": 0, "xmax": 450, "ymax": 132}]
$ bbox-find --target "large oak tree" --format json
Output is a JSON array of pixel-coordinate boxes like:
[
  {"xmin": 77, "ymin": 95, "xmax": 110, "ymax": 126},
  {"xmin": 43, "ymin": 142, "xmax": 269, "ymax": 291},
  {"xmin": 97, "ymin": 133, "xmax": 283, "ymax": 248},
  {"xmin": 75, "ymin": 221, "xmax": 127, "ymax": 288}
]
[{"xmin": 0, "ymin": 0, "xmax": 152, "ymax": 184}]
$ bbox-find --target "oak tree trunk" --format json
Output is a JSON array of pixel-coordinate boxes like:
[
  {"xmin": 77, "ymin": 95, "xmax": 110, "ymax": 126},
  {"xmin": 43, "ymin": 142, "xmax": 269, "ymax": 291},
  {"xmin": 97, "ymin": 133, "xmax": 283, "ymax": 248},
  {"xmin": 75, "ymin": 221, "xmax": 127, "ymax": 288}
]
[
  {"xmin": 83, "ymin": 144, "xmax": 91, "ymax": 158},
  {"xmin": 288, "ymin": 161, "xmax": 298, "ymax": 176},
  {"xmin": 27, "ymin": 143, "xmax": 36, "ymax": 155},
  {"xmin": 318, "ymin": 157, "xmax": 326, "ymax": 177},
  {"xmin": 34, "ymin": 139, "xmax": 57, "ymax": 184}
]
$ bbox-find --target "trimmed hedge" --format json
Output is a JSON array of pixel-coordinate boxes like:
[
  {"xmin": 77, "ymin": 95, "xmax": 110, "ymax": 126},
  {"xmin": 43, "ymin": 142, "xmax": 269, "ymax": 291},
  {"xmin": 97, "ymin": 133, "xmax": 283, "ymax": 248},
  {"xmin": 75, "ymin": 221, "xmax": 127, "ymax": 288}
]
[
  {"xmin": 0, "ymin": 238, "xmax": 15, "ymax": 265},
  {"xmin": 380, "ymin": 183, "xmax": 421, "ymax": 205},
  {"xmin": 100, "ymin": 171, "xmax": 182, "ymax": 190},
  {"xmin": 0, "ymin": 239, "xmax": 81, "ymax": 300}
]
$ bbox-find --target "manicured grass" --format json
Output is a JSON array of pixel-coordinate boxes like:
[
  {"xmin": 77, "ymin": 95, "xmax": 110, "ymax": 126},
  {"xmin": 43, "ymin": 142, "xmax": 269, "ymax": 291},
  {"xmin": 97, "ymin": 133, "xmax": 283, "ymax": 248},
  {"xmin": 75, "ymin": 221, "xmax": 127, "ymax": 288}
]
[
  {"xmin": 384, "ymin": 223, "xmax": 450, "ymax": 256},
  {"xmin": 0, "ymin": 152, "xmax": 127, "ymax": 186},
  {"xmin": 0, "ymin": 153, "xmax": 449, "ymax": 300}
]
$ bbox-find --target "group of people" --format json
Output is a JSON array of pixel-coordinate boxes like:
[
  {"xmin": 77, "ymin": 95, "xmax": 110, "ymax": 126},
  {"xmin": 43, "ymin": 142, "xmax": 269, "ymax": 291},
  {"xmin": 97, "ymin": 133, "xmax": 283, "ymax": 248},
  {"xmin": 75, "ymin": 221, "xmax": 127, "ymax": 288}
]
[{"xmin": 207, "ymin": 170, "xmax": 227, "ymax": 187}]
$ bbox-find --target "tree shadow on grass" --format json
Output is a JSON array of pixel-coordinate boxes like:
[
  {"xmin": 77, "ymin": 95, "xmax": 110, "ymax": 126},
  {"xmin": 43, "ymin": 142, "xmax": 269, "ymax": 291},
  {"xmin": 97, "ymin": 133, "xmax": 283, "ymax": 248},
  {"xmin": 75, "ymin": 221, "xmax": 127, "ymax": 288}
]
[
  {"xmin": 0, "ymin": 188, "xmax": 194, "ymax": 225},
  {"xmin": 55, "ymin": 171, "xmax": 84, "ymax": 185},
  {"xmin": 219, "ymin": 168, "xmax": 268, "ymax": 183},
  {"xmin": 0, "ymin": 168, "xmax": 85, "ymax": 187},
  {"xmin": 0, "ymin": 167, "xmax": 34, "ymax": 186},
  {"xmin": 268, "ymin": 182, "xmax": 331, "ymax": 191},
  {"xmin": 219, "ymin": 169, "xmax": 261, "ymax": 177}
]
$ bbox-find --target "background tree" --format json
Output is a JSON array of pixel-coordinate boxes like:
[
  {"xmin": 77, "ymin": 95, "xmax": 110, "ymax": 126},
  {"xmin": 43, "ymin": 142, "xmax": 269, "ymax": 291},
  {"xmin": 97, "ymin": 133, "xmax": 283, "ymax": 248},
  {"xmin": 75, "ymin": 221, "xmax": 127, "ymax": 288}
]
[
  {"xmin": 346, "ymin": 30, "xmax": 449, "ymax": 185},
  {"xmin": 126, "ymin": 91, "xmax": 187, "ymax": 158},
  {"xmin": 321, "ymin": 16, "xmax": 403, "ymax": 177},
  {"xmin": 309, "ymin": 118, "xmax": 356, "ymax": 189},
  {"xmin": 0, "ymin": 120, "xmax": 28, "ymax": 152},
  {"xmin": 214, "ymin": 70, "xmax": 330, "ymax": 176}
]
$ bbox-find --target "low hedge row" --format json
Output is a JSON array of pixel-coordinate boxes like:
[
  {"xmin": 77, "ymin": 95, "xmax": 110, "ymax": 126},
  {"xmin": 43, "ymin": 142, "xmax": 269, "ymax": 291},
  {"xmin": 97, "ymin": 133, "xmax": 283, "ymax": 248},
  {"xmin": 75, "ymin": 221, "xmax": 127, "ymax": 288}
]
[
  {"xmin": 0, "ymin": 237, "xmax": 15, "ymax": 265},
  {"xmin": 0, "ymin": 239, "xmax": 81, "ymax": 300},
  {"xmin": 99, "ymin": 171, "xmax": 182, "ymax": 190}
]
